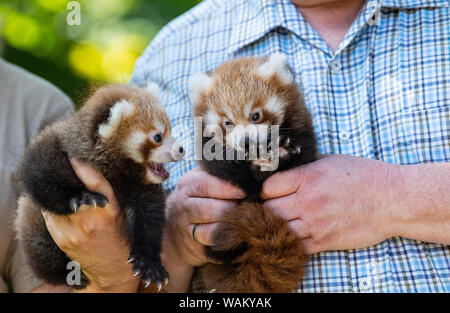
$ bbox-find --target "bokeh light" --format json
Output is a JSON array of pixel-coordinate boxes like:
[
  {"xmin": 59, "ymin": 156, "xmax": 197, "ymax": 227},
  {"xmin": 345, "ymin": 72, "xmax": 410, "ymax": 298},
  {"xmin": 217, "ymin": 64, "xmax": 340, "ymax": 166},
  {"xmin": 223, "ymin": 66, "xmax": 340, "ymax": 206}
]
[{"xmin": 0, "ymin": 0, "xmax": 199, "ymax": 100}]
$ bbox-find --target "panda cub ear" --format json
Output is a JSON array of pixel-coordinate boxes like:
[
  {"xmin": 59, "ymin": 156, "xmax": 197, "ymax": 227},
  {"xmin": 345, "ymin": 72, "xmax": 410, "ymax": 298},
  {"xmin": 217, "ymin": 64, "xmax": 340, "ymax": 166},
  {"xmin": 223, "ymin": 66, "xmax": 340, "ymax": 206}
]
[
  {"xmin": 98, "ymin": 100, "xmax": 135, "ymax": 139},
  {"xmin": 145, "ymin": 82, "xmax": 162, "ymax": 100},
  {"xmin": 189, "ymin": 72, "xmax": 214, "ymax": 104},
  {"xmin": 257, "ymin": 53, "xmax": 294, "ymax": 85}
]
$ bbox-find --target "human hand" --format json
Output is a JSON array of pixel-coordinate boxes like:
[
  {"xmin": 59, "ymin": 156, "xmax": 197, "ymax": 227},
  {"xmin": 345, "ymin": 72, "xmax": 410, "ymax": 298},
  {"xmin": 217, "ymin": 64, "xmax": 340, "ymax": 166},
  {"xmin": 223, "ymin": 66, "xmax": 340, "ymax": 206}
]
[
  {"xmin": 42, "ymin": 158, "xmax": 139, "ymax": 292},
  {"xmin": 261, "ymin": 154, "xmax": 400, "ymax": 254},
  {"xmin": 164, "ymin": 167, "xmax": 246, "ymax": 267}
]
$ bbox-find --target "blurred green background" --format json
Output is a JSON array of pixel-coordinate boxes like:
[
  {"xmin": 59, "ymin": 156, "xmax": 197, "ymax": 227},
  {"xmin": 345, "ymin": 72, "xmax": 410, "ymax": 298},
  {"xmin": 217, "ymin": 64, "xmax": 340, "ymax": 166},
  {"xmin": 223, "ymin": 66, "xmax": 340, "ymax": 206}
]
[{"xmin": 0, "ymin": 0, "xmax": 199, "ymax": 106}]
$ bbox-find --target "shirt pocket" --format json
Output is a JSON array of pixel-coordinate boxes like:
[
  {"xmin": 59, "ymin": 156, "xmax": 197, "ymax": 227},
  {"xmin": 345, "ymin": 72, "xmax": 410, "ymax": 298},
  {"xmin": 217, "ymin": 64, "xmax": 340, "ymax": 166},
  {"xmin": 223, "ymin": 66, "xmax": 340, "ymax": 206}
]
[
  {"xmin": 375, "ymin": 106, "xmax": 450, "ymax": 165},
  {"xmin": 373, "ymin": 72, "xmax": 450, "ymax": 119}
]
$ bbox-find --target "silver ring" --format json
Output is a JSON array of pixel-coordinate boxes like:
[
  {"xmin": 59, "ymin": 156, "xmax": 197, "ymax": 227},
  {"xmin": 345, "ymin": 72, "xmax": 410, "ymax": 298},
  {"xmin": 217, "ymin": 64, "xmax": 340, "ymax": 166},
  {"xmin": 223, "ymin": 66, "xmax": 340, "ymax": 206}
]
[{"xmin": 192, "ymin": 224, "xmax": 200, "ymax": 244}]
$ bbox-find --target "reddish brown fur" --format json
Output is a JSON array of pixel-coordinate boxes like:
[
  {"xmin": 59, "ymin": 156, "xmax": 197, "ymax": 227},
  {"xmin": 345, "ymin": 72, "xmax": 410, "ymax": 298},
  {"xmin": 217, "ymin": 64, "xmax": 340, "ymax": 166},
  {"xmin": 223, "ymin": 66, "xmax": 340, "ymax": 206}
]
[
  {"xmin": 201, "ymin": 202, "xmax": 307, "ymax": 293},
  {"xmin": 192, "ymin": 56, "xmax": 316, "ymax": 293},
  {"xmin": 57, "ymin": 85, "xmax": 171, "ymax": 179},
  {"xmin": 193, "ymin": 57, "xmax": 313, "ymax": 138}
]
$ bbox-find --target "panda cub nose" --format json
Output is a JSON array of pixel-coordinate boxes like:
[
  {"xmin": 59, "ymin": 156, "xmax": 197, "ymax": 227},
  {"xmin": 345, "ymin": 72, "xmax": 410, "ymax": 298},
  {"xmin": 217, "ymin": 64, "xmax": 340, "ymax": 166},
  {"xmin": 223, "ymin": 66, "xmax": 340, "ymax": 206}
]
[{"xmin": 170, "ymin": 141, "xmax": 185, "ymax": 161}]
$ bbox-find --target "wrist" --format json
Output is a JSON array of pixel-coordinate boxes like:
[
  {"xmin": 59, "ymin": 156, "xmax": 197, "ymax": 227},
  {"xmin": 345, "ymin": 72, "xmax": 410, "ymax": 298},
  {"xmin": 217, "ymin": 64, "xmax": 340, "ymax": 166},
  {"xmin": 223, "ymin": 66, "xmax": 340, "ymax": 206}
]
[
  {"xmin": 161, "ymin": 231, "xmax": 193, "ymax": 292},
  {"xmin": 377, "ymin": 163, "xmax": 425, "ymax": 239},
  {"xmin": 372, "ymin": 162, "xmax": 407, "ymax": 239}
]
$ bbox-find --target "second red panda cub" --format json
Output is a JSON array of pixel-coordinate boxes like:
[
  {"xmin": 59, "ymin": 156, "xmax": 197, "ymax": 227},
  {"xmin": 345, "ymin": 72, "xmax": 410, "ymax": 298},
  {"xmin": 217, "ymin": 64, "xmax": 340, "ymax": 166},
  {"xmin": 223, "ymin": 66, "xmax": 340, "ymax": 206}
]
[{"xmin": 190, "ymin": 53, "xmax": 317, "ymax": 292}]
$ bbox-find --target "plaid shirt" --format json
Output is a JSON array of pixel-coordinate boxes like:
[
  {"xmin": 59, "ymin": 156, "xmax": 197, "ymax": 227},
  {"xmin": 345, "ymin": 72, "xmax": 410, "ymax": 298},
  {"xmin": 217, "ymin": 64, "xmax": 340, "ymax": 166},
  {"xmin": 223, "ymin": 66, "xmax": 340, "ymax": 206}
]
[{"xmin": 130, "ymin": 0, "xmax": 450, "ymax": 292}]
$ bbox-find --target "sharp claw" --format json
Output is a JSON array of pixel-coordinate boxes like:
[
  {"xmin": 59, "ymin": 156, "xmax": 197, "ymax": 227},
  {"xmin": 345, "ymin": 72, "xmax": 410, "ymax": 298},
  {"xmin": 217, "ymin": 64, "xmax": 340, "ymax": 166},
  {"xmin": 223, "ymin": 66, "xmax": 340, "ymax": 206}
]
[
  {"xmin": 164, "ymin": 278, "xmax": 169, "ymax": 286},
  {"xmin": 126, "ymin": 257, "xmax": 135, "ymax": 264},
  {"xmin": 144, "ymin": 280, "xmax": 151, "ymax": 288},
  {"xmin": 296, "ymin": 146, "xmax": 301, "ymax": 154},
  {"xmin": 285, "ymin": 137, "xmax": 291, "ymax": 146},
  {"xmin": 92, "ymin": 199, "xmax": 97, "ymax": 210},
  {"xmin": 156, "ymin": 283, "xmax": 162, "ymax": 292},
  {"xmin": 133, "ymin": 271, "xmax": 140, "ymax": 277}
]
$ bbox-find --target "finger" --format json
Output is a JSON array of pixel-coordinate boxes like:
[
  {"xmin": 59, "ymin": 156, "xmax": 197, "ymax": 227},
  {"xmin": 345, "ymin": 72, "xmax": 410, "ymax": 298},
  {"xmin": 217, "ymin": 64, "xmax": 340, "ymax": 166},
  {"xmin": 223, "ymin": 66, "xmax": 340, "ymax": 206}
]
[
  {"xmin": 66, "ymin": 204, "xmax": 107, "ymax": 236},
  {"xmin": 41, "ymin": 211, "xmax": 80, "ymax": 247},
  {"xmin": 185, "ymin": 198, "xmax": 235, "ymax": 223},
  {"xmin": 263, "ymin": 193, "xmax": 302, "ymax": 221},
  {"xmin": 184, "ymin": 171, "xmax": 246, "ymax": 200},
  {"xmin": 260, "ymin": 167, "xmax": 303, "ymax": 200},
  {"xmin": 187, "ymin": 223, "xmax": 217, "ymax": 246},
  {"xmin": 287, "ymin": 219, "xmax": 310, "ymax": 239},
  {"xmin": 69, "ymin": 158, "xmax": 120, "ymax": 215}
]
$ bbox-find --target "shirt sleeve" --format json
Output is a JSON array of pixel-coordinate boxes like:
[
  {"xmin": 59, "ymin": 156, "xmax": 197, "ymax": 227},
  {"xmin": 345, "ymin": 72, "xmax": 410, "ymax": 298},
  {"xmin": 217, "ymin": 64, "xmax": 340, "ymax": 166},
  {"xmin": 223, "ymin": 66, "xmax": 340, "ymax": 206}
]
[{"xmin": 7, "ymin": 84, "xmax": 73, "ymax": 293}]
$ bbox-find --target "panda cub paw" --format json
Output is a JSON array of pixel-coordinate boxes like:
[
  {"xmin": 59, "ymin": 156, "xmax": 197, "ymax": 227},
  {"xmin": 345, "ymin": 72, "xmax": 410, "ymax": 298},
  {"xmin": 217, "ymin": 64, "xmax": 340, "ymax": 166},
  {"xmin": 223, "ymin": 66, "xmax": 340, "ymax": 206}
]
[
  {"xmin": 278, "ymin": 135, "xmax": 302, "ymax": 158},
  {"xmin": 69, "ymin": 191, "xmax": 109, "ymax": 213},
  {"xmin": 129, "ymin": 252, "xmax": 169, "ymax": 291}
]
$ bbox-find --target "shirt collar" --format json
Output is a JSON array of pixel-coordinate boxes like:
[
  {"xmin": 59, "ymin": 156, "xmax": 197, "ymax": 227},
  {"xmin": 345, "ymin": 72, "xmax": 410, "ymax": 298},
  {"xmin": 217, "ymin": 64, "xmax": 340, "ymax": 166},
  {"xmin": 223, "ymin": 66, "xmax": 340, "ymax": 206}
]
[
  {"xmin": 228, "ymin": 0, "xmax": 449, "ymax": 55},
  {"xmin": 228, "ymin": 0, "xmax": 284, "ymax": 55}
]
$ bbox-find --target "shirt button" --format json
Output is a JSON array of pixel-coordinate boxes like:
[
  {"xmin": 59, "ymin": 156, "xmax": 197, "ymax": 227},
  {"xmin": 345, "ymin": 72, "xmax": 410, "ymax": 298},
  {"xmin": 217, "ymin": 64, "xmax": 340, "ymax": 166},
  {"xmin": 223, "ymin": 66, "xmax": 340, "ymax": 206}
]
[
  {"xmin": 338, "ymin": 131, "xmax": 350, "ymax": 142},
  {"xmin": 359, "ymin": 277, "xmax": 372, "ymax": 291},
  {"xmin": 330, "ymin": 60, "xmax": 342, "ymax": 73}
]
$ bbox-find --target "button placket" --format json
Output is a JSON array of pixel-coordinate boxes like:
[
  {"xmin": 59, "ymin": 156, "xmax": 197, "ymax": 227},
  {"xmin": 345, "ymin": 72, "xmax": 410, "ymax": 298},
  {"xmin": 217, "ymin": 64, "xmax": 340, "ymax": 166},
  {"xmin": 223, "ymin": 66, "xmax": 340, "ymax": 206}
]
[
  {"xmin": 359, "ymin": 277, "xmax": 372, "ymax": 291},
  {"xmin": 330, "ymin": 59, "xmax": 342, "ymax": 73},
  {"xmin": 338, "ymin": 131, "xmax": 350, "ymax": 142}
]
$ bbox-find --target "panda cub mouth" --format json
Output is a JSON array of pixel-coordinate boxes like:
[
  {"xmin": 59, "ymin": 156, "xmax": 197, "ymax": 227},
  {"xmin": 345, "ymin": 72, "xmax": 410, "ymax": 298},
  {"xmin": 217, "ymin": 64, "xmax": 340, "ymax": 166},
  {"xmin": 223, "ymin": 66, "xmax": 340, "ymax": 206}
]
[{"xmin": 148, "ymin": 161, "xmax": 169, "ymax": 180}]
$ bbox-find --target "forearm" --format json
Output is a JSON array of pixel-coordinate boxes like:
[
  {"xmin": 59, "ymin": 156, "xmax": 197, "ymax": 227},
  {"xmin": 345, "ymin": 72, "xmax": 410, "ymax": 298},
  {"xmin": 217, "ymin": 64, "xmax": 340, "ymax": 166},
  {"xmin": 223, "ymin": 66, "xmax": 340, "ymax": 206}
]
[{"xmin": 387, "ymin": 162, "xmax": 450, "ymax": 244}]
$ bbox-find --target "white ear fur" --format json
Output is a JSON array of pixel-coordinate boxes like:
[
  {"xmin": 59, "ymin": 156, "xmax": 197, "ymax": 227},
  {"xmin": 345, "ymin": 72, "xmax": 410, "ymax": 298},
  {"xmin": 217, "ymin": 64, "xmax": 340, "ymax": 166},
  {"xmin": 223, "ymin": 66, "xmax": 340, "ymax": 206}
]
[
  {"xmin": 257, "ymin": 53, "xmax": 294, "ymax": 85},
  {"xmin": 98, "ymin": 100, "xmax": 134, "ymax": 139},
  {"xmin": 189, "ymin": 72, "xmax": 213, "ymax": 104},
  {"xmin": 145, "ymin": 82, "xmax": 162, "ymax": 100}
]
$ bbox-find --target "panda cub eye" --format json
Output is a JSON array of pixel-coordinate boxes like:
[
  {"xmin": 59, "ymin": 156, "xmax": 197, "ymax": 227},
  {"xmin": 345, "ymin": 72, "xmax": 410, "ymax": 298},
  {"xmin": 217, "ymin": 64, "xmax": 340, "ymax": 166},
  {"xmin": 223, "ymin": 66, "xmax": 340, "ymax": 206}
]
[
  {"xmin": 153, "ymin": 134, "xmax": 162, "ymax": 143},
  {"xmin": 250, "ymin": 111, "xmax": 261, "ymax": 122},
  {"xmin": 224, "ymin": 120, "xmax": 234, "ymax": 127}
]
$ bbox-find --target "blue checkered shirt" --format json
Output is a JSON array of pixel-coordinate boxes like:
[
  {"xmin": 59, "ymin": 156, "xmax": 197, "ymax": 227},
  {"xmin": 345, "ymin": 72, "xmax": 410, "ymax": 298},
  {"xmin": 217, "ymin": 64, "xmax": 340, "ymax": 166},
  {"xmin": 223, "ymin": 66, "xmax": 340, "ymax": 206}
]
[{"xmin": 130, "ymin": 0, "xmax": 450, "ymax": 292}]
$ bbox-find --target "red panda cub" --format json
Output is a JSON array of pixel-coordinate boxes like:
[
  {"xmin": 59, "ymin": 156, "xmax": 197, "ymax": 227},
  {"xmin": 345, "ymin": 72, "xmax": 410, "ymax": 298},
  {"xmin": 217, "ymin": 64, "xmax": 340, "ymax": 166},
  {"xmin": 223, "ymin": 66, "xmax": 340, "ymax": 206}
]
[
  {"xmin": 190, "ymin": 53, "xmax": 317, "ymax": 292},
  {"xmin": 16, "ymin": 84, "xmax": 184, "ymax": 290}
]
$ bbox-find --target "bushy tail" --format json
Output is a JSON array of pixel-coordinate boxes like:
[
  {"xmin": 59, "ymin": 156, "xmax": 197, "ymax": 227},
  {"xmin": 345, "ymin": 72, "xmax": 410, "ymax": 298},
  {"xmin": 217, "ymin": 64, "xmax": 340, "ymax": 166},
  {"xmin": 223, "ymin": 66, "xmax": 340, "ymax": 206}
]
[{"xmin": 201, "ymin": 201, "xmax": 307, "ymax": 293}]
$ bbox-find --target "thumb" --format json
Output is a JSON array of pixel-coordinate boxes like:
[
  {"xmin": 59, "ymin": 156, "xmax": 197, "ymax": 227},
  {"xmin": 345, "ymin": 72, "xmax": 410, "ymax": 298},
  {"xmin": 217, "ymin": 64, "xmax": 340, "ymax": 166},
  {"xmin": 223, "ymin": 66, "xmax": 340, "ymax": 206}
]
[
  {"xmin": 69, "ymin": 157, "xmax": 120, "ymax": 215},
  {"xmin": 260, "ymin": 166, "xmax": 303, "ymax": 200}
]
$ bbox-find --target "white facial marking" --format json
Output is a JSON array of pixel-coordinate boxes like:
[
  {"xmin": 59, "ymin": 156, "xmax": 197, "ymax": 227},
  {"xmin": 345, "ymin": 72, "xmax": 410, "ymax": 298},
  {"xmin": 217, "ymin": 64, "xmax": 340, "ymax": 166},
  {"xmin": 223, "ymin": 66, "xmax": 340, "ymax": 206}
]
[
  {"xmin": 244, "ymin": 102, "xmax": 253, "ymax": 118},
  {"xmin": 150, "ymin": 136, "xmax": 182, "ymax": 163},
  {"xmin": 264, "ymin": 96, "xmax": 286, "ymax": 121},
  {"xmin": 257, "ymin": 53, "xmax": 294, "ymax": 85},
  {"xmin": 154, "ymin": 120, "xmax": 165, "ymax": 134},
  {"xmin": 124, "ymin": 131, "xmax": 147, "ymax": 163},
  {"xmin": 146, "ymin": 170, "xmax": 165, "ymax": 184},
  {"xmin": 98, "ymin": 100, "xmax": 134, "ymax": 139},
  {"xmin": 145, "ymin": 82, "xmax": 162, "ymax": 100},
  {"xmin": 222, "ymin": 107, "xmax": 234, "ymax": 122},
  {"xmin": 189, "ymin": 72, "xmax": 214, "ymax": 104},
  {"xmin": 205, "ymin": 110, "xmax": 220, "ymax": 126}
]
